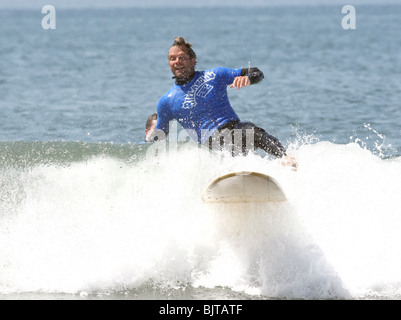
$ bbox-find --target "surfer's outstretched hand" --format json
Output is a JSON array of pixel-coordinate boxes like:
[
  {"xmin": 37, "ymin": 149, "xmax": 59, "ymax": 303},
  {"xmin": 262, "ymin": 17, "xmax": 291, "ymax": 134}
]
[
  {"xmin": 281, "ymin": 155, "xmax": 298, "ymax": 171},
  {"xmin": 230, "ymin": 76, "xmax": 250, "ymax": 90}
]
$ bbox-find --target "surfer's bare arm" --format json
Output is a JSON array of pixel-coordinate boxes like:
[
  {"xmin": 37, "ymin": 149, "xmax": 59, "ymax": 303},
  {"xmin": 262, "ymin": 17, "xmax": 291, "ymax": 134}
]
[{"xmin": 230, "ymin": 67, "xmax": 264, "ymax": 89}]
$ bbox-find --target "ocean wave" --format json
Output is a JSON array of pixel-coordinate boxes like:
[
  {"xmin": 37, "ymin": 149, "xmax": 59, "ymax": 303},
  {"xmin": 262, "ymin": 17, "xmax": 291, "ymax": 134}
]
[{"xmin": 0, "ymin": 140, "xmax": 401, "ymax": 299}]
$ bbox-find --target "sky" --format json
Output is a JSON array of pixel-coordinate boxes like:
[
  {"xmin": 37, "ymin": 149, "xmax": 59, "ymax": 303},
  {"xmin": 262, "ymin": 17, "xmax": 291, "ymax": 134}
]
[{"xmin": 0, "ymin": 0, "xmax": 398, "ymax": 9}]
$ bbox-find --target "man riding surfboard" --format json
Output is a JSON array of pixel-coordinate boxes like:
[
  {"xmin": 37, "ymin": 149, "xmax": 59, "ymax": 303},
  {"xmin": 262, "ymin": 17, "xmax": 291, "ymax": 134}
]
[{"xmin": 150, "ymin": 36, "xmax": 297, "ymax": 169}]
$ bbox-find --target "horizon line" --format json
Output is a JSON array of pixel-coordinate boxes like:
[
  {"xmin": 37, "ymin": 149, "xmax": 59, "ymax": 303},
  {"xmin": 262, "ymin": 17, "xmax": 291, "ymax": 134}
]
[{"xmin": 1, "ymin": 2, "xmax": 400, "ymax": 10}]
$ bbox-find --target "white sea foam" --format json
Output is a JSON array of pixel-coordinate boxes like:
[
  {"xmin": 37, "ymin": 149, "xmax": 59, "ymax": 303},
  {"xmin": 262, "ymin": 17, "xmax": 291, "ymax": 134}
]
[{"xmin": 0, "ymin": 141, "xmax": 401, "ymax": 299}]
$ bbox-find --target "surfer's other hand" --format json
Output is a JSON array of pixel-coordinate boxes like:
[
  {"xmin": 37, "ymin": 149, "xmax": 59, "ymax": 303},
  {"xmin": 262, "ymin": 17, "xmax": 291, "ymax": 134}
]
[{"xmin": 281, "ymin": 155, "xmax": 298, "ymax": 171}]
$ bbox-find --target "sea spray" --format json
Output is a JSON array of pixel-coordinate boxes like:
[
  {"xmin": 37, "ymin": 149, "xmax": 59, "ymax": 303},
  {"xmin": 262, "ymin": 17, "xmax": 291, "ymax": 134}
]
[
  {"xmin": 291, "ymin": 142, "xmax": 401, "ymax": 298},
  {"xmin": 0, "ymin": 141, "xmax": 401, "ymax": 299}
]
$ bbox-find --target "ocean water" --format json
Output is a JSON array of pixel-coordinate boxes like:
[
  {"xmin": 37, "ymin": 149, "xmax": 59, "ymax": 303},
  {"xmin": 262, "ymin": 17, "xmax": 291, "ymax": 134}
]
[{"xmin": 1, "ymin": 5, "xmax": 401, "ymax": 300}]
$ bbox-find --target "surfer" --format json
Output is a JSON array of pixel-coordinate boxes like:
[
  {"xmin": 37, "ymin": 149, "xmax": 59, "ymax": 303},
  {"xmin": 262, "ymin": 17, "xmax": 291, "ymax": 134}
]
[
  {"xmin": 150, "ymin": 36, "xmax": 297, "ymax": 169},
  {"xmin": 145, "ymin": 113, "xmax": 157, "ymax": 142}
]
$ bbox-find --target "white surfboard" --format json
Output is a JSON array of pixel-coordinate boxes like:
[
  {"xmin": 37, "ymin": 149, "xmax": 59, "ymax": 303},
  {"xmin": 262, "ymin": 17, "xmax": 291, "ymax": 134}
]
[{"xmin": 201, "ymin": 171, "xmax": 286, "ymax": 203}]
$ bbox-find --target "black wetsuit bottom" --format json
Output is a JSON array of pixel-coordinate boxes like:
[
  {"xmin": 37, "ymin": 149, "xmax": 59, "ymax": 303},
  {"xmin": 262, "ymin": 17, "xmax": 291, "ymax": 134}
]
[{"xmin": 208, "ymin": 121, "xmax": 286, "ymax": 158}]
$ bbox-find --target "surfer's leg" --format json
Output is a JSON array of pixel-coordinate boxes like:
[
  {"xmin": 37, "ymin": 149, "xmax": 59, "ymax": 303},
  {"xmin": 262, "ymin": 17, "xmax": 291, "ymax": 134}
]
[
  {"xmin": 208, "ymin": 121, "xmax": 239, "ymax": 154},
  {"xmin": 208, "ymin": 128, "xmax": 234, "ymax": 153},
  {"xmin": 208, "ymin": 121, "xmax": 286, "ymax": 158},
  {"xmin": 234, "ymin": 122, "xmax": 287, "ymax": 158},
  {"xmin": 255, "ymin": 128, "xmax": 286, "ymax": 157}
]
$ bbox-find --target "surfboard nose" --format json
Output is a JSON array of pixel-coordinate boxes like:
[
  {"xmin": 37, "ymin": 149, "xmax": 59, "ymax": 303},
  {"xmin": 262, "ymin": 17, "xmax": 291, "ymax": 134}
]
[{"xmin": 201, "ymin": 171, "xmax": 286, "ymax": 203}]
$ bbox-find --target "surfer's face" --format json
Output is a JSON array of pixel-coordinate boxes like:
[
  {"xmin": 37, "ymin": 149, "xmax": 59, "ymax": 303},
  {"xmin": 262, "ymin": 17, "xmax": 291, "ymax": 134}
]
[{"xmin": 168, "ymin": 46, "xmax": 196, "ymax": 79}]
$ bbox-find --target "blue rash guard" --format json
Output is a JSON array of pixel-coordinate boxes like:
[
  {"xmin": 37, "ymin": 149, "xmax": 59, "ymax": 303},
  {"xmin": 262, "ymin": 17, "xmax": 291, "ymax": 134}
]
[{"xmin": 156, "ymin": 67, "xmax": 242, "ymax": 144}]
